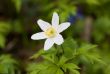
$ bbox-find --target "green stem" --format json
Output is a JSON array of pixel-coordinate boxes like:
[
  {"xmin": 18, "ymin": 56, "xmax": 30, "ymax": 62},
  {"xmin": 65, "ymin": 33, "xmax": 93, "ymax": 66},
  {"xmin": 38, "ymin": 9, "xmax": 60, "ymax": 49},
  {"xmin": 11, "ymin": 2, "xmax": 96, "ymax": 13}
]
[
  {"xmin": 55, "ymin": 45, "xmax": 67, "ymax": 74},
  {"xmin": 61, "ymin": 45, "xmax": 64, "ymax": 54}
]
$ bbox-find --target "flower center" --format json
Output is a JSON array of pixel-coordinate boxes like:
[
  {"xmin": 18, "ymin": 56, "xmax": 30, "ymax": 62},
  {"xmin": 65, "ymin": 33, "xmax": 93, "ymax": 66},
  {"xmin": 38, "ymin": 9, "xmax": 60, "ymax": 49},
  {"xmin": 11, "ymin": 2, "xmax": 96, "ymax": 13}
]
[{"xmin": 45, "ymin": 27, "xmax": 56, "ymax": 38}]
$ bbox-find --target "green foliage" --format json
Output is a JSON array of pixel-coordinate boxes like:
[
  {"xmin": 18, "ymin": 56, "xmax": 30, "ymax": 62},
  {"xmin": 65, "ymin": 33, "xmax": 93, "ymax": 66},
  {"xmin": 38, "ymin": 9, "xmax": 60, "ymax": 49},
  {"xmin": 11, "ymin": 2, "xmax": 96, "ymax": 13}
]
[
  {"xmin": 27, "ymin": 62, "xmax": 62, "ymax": 74},
  {"xmin": 93, "ymin": 16, "xmax": 110, "ymax": 42},
  {"xmin": 0, "ymin": 21, "xmax": 11, "ymax": 34},
  {"xmin": 36, "ymin": 0, "xmax": 77, "ymax": 22},
  {"xmin": 12, "ymin": 20, "xmax": 23, "ymax": 33},
  {"xmin": 0, "ymin": 54, "xmax": 20, "ymax": 74},
  {"xmin": 30, "ymin": 49, "xmax": 45, "ymax": 59},
  {"xmin": 0, "ymin": 20, "xmax": 23, "ymax": 48},
  {"xmin": 0, "ymin": 21, "xmax": 11, "ymax": 48},
  {"xmin": 86, "ymin": 0, "xmax": 100, "ymax": 5},
  {"xmin": 63, "ymin": 63, "xmax": 80, "ymax": 74},
  {"xmin": 0, "ymin": 35, "xmax": 6, "ymax": 48},
  {"xmin": 12, "ymin": 0, "xmax": 22, "ymax": 12},
  {"xmin": 0, "ymin": 0, "xmax": 109, "ymax": 74},
  {"xmin": 76, "ymin": 44, "xmax": 105, "ymax": 64},
  {"xmin": 104, "ymin": 65, "xmax": 110, "ymax": 74},
  {"xmin": 62, "ymin": 37, "xmax": 77, "ymax": 58},
  {"xmin": 27, "ymin": 59, "xmax": 79, "ymax": 74},
  {"xmin": 28, "ymin": 37, "xmax": 103, "ymax": 74}
]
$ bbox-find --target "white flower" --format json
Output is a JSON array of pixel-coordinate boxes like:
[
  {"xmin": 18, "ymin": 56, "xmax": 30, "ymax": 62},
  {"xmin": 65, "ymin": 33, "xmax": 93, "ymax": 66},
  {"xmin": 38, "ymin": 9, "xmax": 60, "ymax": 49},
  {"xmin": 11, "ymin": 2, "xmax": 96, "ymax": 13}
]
[{"xmin": 31, "ymin": 12, "xmax": 70, "ymax": 50}]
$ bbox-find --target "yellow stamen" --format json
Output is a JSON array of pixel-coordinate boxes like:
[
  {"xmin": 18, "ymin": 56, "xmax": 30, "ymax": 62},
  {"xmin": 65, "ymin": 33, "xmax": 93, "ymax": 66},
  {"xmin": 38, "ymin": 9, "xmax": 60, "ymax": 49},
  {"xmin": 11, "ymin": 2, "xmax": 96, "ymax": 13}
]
[{"xmin": 45, "ymin": 27, "xmax": 56, "ymax": 38}]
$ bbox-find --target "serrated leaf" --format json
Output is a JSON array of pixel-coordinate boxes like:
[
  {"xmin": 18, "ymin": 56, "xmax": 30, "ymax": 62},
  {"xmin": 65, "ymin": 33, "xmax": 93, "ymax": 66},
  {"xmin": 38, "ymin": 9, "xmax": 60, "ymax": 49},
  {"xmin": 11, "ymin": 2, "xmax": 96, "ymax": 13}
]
[
  {"xmin": 77, "ymin": 44, "xmax": 97, "ymax": 54},
  {"xmin": 46, "ymin": 65, "xmax": 58, "ymax": 74},
  {"xmin": 27, "ymin": 63, "xmax": 47, "ymax": 74},
  {"xmin": 84, "ymin": 53, "xmax": 105, "ymax": 65},
  {"xmin": 58, "ymin": 56, "xmax": 68, "ymax": 66},
  {"xmin": 63, "ymin": 37, "xmax": 77, "ymax": 50},
  {"xmin": 70, "ymin": 70, "xmax": 80, "ymax": 74},
  {"xmin": 42, "ymin": 55, "xmax": 55, "ymax": 64},
  {"xmin": 56, "ymin": 68, "xmax": 64, "ymax": 74},
  {"xmin": 0, "ymin": 54, "xmax": 20, "ymax": 74},
  {"xmin": 62, "ymin": 38, "xmax": 77, "ymax": 58},
  {"xmin": 63, "ymin": 63, "xmax": 79, "ymax": 70},
  {"xmin": 27, "ymin": 62, "xmax": 59, "ymax": 74},
  {"xmin": 63, "ymin": 63, "xmax": 79, "ymax": 74},
  {"xmin": 76, "ymin": 44, "xmax": 105, "ymax": 64}
]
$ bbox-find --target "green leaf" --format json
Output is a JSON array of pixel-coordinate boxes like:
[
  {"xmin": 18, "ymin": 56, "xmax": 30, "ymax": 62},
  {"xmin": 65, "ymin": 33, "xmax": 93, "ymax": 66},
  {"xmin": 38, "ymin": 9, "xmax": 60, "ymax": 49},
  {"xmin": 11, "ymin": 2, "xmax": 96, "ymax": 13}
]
[
  {"xmin": 0, "ymin": 54, "xmax": 20, "ymax": 74},
  {"xmin": 27, "ymin": 61, "xmax": 59, "ymax": 74},
  {"xmin": 0, "ymin": 21, "xmax": 12, "ymax": 48},
  {"xmin": 56, "ymin": 68, "xmax": 64, "ymax": 74},
  {"xmin": 0, "ymin": 21, "xmax": 11, "ymax": 34},
  {"xmin": 62, "ymin": 38, "xmax": 77, "ymax": 58},
  {"xmin": 42, "ymin": 54, "xmax": 55, "ymax": 64},
  {"xmin": 13, "ymin": 20, "xmax": 23, "ymax": 33},
  {"xmin": 84, "ymin": 53, "xmax": 105, "ymax": 64},
  {"xmin": 105, "ymin": 65, "xmax": 110, "ymax": 74},
  {"xmin": 58, "ymin": 56, "xmax": 68, "ymax": 66},
  {"xmin": 63, "ymin": 63, "xmax": 79, "ymax": 69},
  {"xmin": 94, "ymin": 16, "xmax": 110, "ymax": 35},
  {"xmin": 46, "ymin": 65, "xmax": 58, "ymax": 74},
  {"xmin": 0, "ymin": 65, "xmax": 4, "ymax": 73},
  {"xmin": 63, "ymin": 63, "xmax": 79, "ymax": 74},
  {"xmin": 0, "ymin": 35, "xmax": 6, "ymax": 48},
  {"xmin": 76, "ymin": 44, "xmax": 105, "ymax": 64},
  {"xmin": 30, "ymin": 49, "xmax": 45, "ymax": 59},
  {"xmin": 12, "ymin": 0, "xmax": 22, "ymax": 12},
  {"xmin": 69, "ymin": 70, "xmax": 80, "ymax": 74},
  {"xmin": 27, "ymin": 62, "xmax": 48, "ymax": 74},
  {"xmin": 63, "ymin": 37, "xmax": 77, "ymax": 50},
  {"xmin": 30, "ymin": 70, "xmax": 40, "ymax": 74},
  {"xmin": 86, "ymin": 0, "xmax": 100, "ymax": 5},
  {"xmin": 77, "ymin": 44, "xmax": 97, "ymax": 54}
]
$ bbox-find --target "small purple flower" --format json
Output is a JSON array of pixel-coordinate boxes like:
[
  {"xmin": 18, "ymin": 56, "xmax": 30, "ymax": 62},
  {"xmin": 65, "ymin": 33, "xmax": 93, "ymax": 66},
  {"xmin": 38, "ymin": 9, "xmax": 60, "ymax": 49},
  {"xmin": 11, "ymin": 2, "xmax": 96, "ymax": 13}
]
[
  {"xmin": 68, "ymin": 7, "xmax": 84, "ymax": 24},
  {"xmin": 76, "ymin": 7, "xmax": 84, "ymax": 19},
  {"xmin": 68, "ymin": 14, "xmax": 76, "ymax": 24}
]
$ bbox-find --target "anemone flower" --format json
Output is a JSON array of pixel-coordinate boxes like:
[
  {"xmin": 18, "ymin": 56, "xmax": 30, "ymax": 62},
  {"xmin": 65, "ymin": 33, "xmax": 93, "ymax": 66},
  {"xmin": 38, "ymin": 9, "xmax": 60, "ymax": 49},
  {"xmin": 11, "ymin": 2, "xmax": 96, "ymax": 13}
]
[{"xmin": 31, "ymin": 12, "xmax": 70, "ymax": 50}]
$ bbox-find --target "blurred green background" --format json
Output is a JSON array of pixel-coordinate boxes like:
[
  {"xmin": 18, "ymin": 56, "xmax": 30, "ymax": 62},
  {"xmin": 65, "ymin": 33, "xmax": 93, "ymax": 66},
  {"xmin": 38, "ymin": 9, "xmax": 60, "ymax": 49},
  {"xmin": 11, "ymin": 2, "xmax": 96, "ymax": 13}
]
[{"xmin": 0, "ymin": 0, "xmax": 110, "ymax": 74}]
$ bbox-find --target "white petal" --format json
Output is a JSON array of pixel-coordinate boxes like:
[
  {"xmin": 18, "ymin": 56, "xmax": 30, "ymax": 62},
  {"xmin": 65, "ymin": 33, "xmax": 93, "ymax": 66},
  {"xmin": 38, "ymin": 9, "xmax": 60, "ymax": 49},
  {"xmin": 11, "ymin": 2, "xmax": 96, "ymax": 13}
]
[
  {"xmin": 53, "ymin": 34, "xmax": 64, "ymax": 45},
  {"xmin": 58, "ymin": 22, "xmax": 70, "ymax": 33},
  {"xmin": 44, "ymin": 38, "xmax": 54, "ymax": 50},
  {"xmin": 52, "ymin": 12, "xmax": 59, "ymax": 29},
  {"xmin": 31, "ymin": 32, "xmax": 47, "ymax": 40},
  {"xmin": 37, "ymin": 19, "xmax": 51, "ymax": 31}
]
